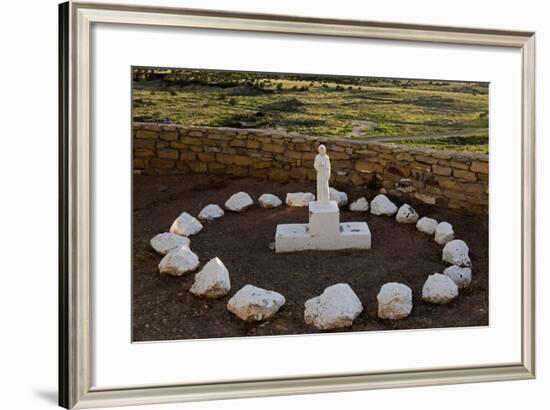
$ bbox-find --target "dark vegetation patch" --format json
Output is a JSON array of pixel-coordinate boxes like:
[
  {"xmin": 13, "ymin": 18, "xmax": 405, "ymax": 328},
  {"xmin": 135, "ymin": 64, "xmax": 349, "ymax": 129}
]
[
  {"xmin": 260, "ymin": 98, "xmax": 304, "ymax": 113},
  {"xmin": 223, "ymin": 85, "xmax": 273, "ymax": 97},
  {"xmin": 413, "ymin": 95, "xmax": 461, "ymax": 110}
]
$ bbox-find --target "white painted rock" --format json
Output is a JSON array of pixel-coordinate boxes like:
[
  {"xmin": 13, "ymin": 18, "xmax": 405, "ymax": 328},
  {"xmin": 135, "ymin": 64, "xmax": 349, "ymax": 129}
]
[
  {"xmin": 442, "ymin": 239, "xmax": 472, "ymax": 267},
  {"xmin": 169, "ymin": 212, "xmax": 203, "ymax": 236},
  {"xmin": 285, "ymin": 192, "xmax": 315, "ymax": 207},
  {"xmin": 422, "ymin": 273, "xmax": 459, "ymax": 304},
  {"xmin": 150, "ymin": 232, "xmax": 190, "ymax": 255},
  {"xmin": 225, "ymin": 192, "xmax": 254, "ymax": 212},
  {"xmin": 258, "ymin": 193, "xmax": 283, "ymax": 208},
  {"xmin": 304, "ymin": 283, "xmax": 363, "ymax": 330},
  {"xmin": 227, "ymin": 285, "xmax": 286, "ymax": 322},
  {"xmin": 158, "ymin": 246, "xmax": 200, "ymax": 276},
  {"xmin": 370, "ymin": 194, "xmax": 398, "ymax": 216},
  {"xmin": 329, "ymin": 187, "xmax": 348, "ymax": 207},
  {"xmin": 349, "ymin": 197, "xmax": 369, "ymax": 212},
  {"xmin": 377, "ymin": 282, "xmax": 413, "ymax": 320},
  {"xmin": 416, "ymin": 217, "xmax": 438, "ymax": 235},
  {"xmin": 190, "ymin": 257, "xmax": 231, "ymax": 298},
  {"xmin": 198, "ymin": 204, "xmax": 224, "ymax": 221},
  {"xmin": 444, "ymin": 265, "xmax": 472, "ymax": 289},
  {"xmin": 395, "ymin": 204, "xmax": 419, "ymax": 224},
  {"xmin": 434, "ymin": 222, "xmax": 454, "ymax": 245}
]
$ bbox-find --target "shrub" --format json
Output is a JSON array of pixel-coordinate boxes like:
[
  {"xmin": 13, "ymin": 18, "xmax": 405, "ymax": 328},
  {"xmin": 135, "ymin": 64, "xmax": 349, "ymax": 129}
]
[{"xmin": 260, "ymin": 98, "xmax": 304, "ymax": 112}]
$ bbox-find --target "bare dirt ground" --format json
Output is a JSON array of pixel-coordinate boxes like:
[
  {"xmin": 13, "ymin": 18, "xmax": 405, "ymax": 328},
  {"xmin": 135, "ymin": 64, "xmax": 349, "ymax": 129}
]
[{"xmin": 133, "ymin": 174, "xmax": 488, "ymax": 342}]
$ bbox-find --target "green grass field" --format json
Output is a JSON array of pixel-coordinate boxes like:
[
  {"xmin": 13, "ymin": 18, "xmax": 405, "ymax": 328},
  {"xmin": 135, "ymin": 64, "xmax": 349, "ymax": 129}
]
[
  {"xmin": 394, "ymin": 135, "xmax": 488, "ymax": 154},
  {"xmin": 132, "ymin": 68, "xmax": 489, "ymax": 152}
]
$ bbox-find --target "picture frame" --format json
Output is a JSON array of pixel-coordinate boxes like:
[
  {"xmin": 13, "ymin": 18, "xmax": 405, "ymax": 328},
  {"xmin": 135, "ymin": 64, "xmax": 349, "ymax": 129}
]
[{"xmin": 59, "ymin": 1, "xmax": 536, "ymax": 408}]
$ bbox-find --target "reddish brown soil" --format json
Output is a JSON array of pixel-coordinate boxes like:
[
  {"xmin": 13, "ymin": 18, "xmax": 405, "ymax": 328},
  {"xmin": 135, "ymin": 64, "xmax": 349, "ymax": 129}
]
[{"xmin": 132, "ymin": 174, "xmax": 488, "ymax": 342}]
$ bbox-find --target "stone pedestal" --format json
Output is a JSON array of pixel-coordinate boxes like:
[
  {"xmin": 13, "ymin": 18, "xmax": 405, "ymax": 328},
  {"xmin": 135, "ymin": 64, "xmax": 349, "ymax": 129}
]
[
  {"xmin": 275, "ymin": 200, "xmax": 371, "ymax": 253},
  {"xmin": 309, "ymin": 201, "xmax": 340, "ymax": 236}
]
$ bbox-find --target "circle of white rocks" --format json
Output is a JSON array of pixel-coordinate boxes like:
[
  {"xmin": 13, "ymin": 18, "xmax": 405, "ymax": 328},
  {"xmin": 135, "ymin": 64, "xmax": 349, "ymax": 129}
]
[{"xmin": 148, "ymin": 188, "xmax": 473, "ymax": 330}]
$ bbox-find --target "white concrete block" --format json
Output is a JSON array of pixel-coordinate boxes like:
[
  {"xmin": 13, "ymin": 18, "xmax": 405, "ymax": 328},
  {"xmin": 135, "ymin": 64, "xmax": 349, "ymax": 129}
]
[
  {"xmin": 308, "ymin": 200, "xmax": 340, "ymax": 236},
  {"xmin": 275, "ymin": 222, "xmax": 371, "ymax": 252}
]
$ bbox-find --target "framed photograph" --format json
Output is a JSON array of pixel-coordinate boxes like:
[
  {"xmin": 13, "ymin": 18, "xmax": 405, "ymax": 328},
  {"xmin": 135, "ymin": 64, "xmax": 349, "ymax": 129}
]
[{"xmin": 59, "ymin": 1, "xmax": 535, "ymax": 408}]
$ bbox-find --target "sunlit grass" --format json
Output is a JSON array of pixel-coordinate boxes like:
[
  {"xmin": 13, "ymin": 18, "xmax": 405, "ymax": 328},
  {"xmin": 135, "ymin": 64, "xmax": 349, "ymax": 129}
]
[
  {"xmin": 394, "ymin": 135, "xmax": 489, "ymax": 154},
  {"xmin": 132, "ymin": 70, "xmax": 489, "ymax": 153}
]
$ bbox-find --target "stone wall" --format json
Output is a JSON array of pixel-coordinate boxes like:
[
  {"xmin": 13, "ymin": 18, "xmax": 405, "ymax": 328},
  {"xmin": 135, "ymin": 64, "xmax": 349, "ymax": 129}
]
[{"xmin": 133, "ymin": 122, "xmax": 488, "ymax": 214}]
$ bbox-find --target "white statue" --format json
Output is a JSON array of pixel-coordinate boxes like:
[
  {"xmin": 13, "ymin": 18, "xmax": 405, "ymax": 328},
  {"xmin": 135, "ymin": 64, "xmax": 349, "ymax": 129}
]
[
  {"xmin": 314, "ymin": 144, "xmax": 331, "ymax": 202},
  {"xmin": 275, "ymin": 142, "xmax": 371, "ymax": 252}
]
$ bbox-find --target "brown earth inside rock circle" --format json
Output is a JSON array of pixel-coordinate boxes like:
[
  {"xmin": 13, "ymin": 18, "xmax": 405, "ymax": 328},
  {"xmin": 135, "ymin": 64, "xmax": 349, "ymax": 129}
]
[{"xmin": 132, "ymin": 174, "xmax": 488, "ymax": 341}]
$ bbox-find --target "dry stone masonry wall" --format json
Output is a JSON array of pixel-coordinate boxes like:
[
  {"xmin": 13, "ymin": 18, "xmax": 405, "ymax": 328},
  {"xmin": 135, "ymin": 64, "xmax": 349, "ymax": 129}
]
[{"xmin": 133, "ymin": 123, "xmax": 488, "ymax": 214}]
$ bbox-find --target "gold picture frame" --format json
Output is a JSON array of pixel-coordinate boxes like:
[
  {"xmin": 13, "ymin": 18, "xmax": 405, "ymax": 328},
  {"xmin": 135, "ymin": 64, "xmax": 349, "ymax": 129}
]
[{"xmin": 59, "ymin": 1, "xmax": 536, "ymax": 408}]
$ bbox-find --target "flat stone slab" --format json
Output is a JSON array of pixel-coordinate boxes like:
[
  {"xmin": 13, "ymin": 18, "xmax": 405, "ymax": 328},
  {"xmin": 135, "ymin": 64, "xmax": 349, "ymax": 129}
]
[{"xmin": 275, "ymin": 222, "xmax": 371, "ymax": 252}]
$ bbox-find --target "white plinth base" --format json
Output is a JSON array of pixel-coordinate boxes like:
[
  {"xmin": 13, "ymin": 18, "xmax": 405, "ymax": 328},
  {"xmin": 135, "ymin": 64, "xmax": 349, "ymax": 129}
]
[
  {"xmin": 275, "ymin": 222, "xmax": 371, "ymax": 252},
  {"xmin": 275, "ymin": 200, "xmax": 371, "ymax": 252}
]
